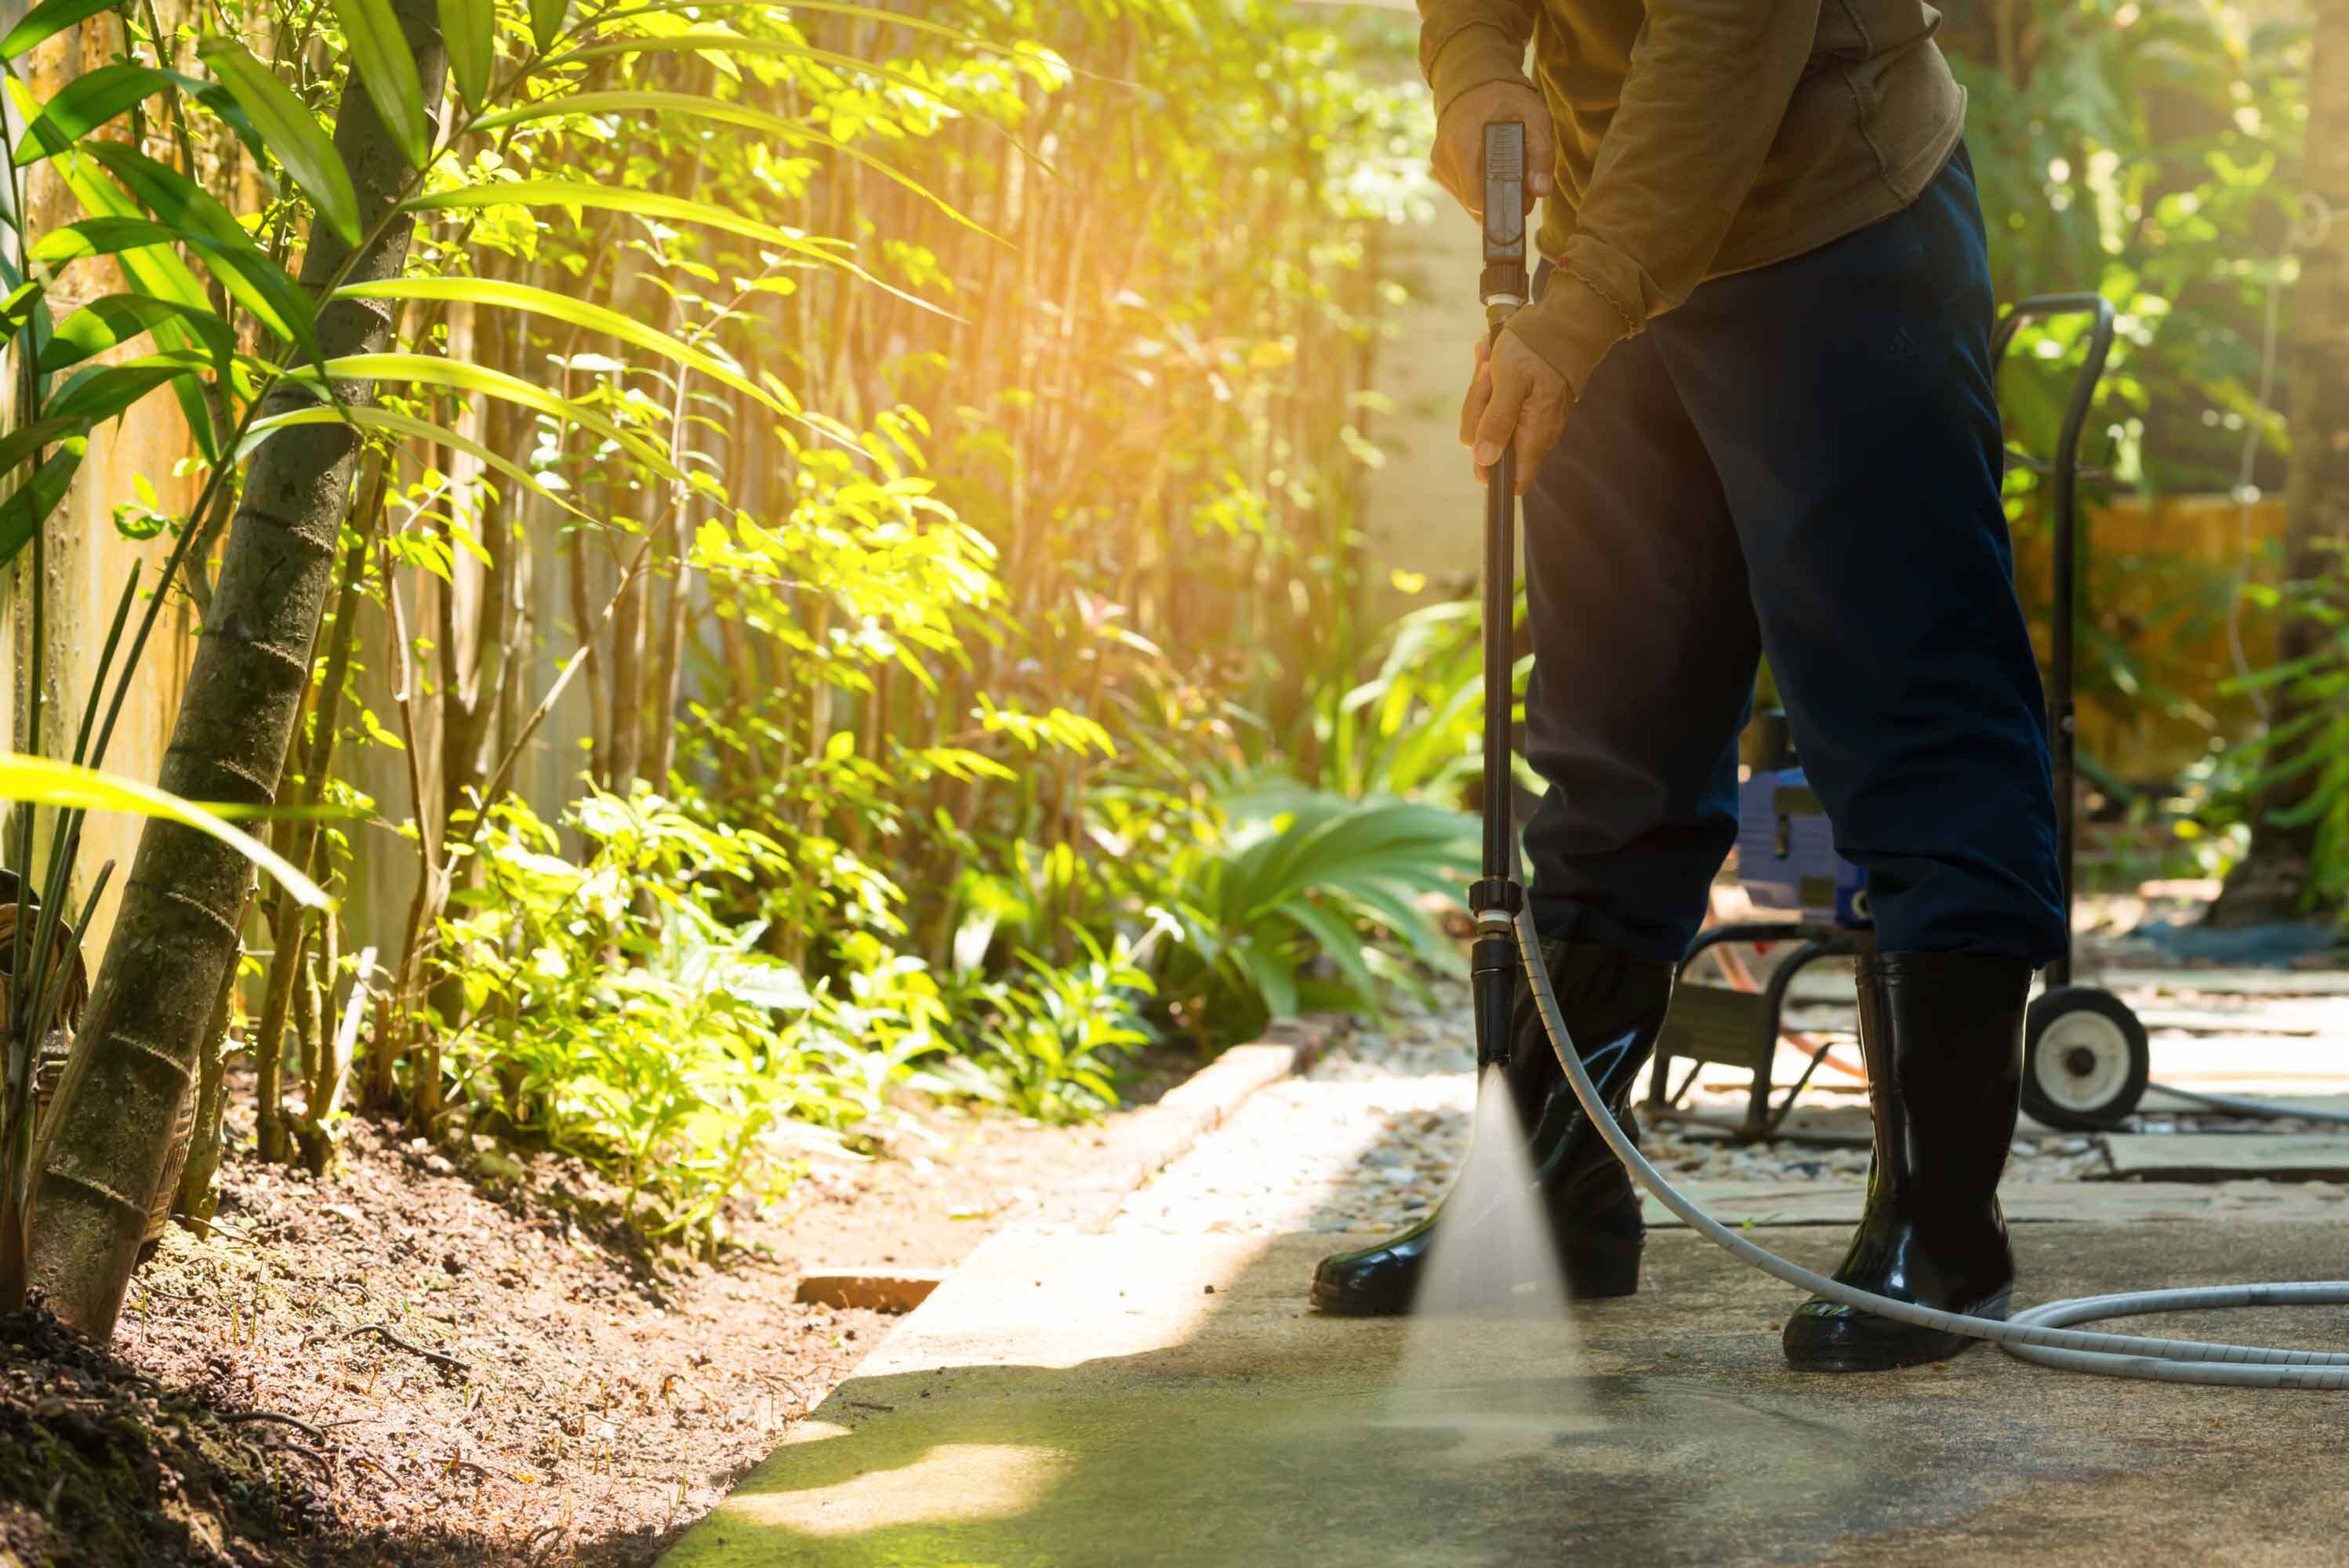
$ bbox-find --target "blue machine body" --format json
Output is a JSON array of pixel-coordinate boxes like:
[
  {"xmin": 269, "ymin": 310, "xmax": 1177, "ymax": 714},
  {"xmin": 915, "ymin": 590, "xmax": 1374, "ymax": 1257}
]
[{"xmin": 1736, "ymin": 763, "xmax": 1869, "ymax": 927}]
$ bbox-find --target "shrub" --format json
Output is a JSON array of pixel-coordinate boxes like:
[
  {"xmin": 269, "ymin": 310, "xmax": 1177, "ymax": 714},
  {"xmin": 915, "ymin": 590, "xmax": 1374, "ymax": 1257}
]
[{"xmin": 436, "ymin": 788, "xmax": 942, "ymax": 1247}]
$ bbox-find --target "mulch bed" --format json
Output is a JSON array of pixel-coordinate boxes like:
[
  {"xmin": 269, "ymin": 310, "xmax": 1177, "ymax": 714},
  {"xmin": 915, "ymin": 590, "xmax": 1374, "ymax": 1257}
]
[
  {"xmin": 0, "ymin": 1091, "xmax": 1134, "ymax": 1566},
  {"xmin": 18, "ymin": 1108, "xmax": 883, "ymax": 1559},
  {"xmin": 0, "ymin": 1032, "xmax": 1223, "ymax": 1566},
  {"xmin": 0, "ymin": 1304, "xmax": 327, "ymax": 1566}
]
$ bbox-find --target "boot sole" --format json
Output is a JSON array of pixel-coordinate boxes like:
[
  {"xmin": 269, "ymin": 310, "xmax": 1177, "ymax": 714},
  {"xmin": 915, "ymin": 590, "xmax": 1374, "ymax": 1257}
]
[
  {"xmin": 1309, "ymin": 1238, "xmax": 1641, "ymax": 1316},
  {"xmin": 1782, "ymin": 1287, "xmax": 2014, "ymax": 1374}
]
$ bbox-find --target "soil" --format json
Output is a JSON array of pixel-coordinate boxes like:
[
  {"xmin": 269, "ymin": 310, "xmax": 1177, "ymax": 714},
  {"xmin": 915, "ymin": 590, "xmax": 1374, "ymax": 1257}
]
[{"xmin": 0, "ymin": 1044, "xmax": 1206, "ymax": 1567}]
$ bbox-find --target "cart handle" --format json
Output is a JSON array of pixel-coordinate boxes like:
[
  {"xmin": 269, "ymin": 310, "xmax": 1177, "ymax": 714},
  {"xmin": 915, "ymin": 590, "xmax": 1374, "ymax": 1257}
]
[{"xmin": 1991, "ymin": 292, "xmax": 2115, "ymax": 991}]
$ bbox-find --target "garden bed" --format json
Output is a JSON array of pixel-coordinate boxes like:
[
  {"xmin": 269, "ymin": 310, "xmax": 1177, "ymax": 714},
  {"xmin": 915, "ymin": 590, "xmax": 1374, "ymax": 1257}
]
[{"xmin": 0, "ymin": 1075, "xmax": 1198, "ymax": 1566}]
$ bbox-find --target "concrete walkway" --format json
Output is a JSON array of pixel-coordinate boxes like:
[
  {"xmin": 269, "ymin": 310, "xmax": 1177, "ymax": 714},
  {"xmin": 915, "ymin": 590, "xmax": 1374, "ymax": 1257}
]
[
  {"xmin": 666, "ymin": 960, "xmax": 2349, "ymax": 1566},
  {"xmin": 666, "ymin": 1225, "xmax": 2349, "ymax": 1566}
]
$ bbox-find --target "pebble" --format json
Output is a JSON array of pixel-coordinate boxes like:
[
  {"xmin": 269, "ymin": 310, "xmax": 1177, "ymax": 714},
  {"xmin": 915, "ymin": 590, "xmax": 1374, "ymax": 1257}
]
[{"xmin": 1113, "ymin": 978, "xmax": 2336, "ymax": 1236}]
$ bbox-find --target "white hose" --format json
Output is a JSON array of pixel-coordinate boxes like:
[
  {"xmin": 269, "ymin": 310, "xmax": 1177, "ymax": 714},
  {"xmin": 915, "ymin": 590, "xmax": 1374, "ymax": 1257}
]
[{"xmin": 1512, "ymin": 904, "xmax": 2349, "ymax": 1388}]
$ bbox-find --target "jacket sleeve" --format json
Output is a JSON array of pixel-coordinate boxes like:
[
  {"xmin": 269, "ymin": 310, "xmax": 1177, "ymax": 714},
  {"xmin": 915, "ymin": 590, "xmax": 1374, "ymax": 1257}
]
[
  {"xmin": 1418, "ymin": 0, "xmax": 1539, "ymax": 118},
  {"xmin": 1504, "ymin": 0, "xmax": 1821, "ymax": 397}
]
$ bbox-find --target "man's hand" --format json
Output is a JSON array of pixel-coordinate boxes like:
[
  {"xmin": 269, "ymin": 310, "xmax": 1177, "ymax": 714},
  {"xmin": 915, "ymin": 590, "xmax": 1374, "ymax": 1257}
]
[
  {"xmin": 1430, "ymin": 79, "xmax": 1554, "ymax": 220},
  {"xmin": 1461, "ymin": 328, "xmax": 1570, "ymax": 494}
]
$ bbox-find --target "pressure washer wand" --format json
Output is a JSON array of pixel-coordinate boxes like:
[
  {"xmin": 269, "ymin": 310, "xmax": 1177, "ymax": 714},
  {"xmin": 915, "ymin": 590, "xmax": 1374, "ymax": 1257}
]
[{"xmin": 1471, "ymin": 121, "xmax": 1530, "ymax": 1075}]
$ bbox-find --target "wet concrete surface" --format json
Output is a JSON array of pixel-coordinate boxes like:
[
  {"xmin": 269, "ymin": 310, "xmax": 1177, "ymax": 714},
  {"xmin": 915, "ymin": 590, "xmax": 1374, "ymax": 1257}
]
[{"xmin": 663, "ymin": 1224, "xmax": 2349, "ymax": 1567}]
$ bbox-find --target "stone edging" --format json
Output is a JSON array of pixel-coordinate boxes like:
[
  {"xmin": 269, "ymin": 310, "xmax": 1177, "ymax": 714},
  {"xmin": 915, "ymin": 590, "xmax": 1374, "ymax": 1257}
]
[
  {"xmin": 795, "ymin": 1014, "xmax": 1344, "ymax": 1312},
  {"xmin": 1058, "ymin": 1013, "xmax": 1345, "ymax": 1236}
]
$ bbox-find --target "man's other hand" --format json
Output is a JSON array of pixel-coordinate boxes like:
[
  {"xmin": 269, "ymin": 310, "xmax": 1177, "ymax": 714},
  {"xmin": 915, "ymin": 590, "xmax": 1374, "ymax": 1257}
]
[
  {"xmin": 1431, "ymin": 80, "xmax": 1554, "ymax": 220},
  {"xmin": 1461, "ymin": 329, "xmax": 1569, "ymax": 495}
]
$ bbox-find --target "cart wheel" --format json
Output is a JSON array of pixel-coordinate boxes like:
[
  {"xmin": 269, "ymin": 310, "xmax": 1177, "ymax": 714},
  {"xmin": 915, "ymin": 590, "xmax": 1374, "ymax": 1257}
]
[{"xmin": 2020, "ymin": 985, "xmax": 2149, "ymax": 1132}]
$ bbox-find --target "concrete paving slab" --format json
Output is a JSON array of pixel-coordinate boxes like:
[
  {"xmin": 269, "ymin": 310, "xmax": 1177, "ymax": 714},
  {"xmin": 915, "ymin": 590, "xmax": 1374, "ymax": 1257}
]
[
  {"xmin": 1672, "ymin": 1089, "xmax": 2349, "ymax": 1141},
  {"xmin": 1669, "ymin": 1105, "xmax": 1874, "ymax": 1145},
  {"xmin": 1664, "ymin": 1097, "xmax": 2349, "ymax": 1142},
  {"xmin": 2133, "ymin": 1038, "xmax": 2349, "ymax": 1081},
  {"xmin": 666, "ymin": 1225, "xmax": 2349, "ymax": 1568},
  {"xmin": 2138, "ymin": 1090, "xmax": 2349, "ymax": 1118},
  {"xmin": 1054, "ymin": 1020, "xmax": 1339, "ymax": 1233},
  {"xmin": 2136, "ymin": 1007, "xmax": 2322, "ymax": 1036},
  {"xmin": 2108, "ymin": 967, "xmax": 2349, "ymax": 996},
  {"xmin": 2103, "ymin": 1134, "xmax": 2349, "ymax": 1182},
  {"xmin": 1631, "ymin": 1178, "xmax": 2347, "ymax": 1228}
]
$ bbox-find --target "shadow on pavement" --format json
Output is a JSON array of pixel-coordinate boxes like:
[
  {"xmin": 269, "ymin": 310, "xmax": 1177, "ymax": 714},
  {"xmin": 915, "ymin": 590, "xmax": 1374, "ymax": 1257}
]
[{"xmin": 657, "ymin": 1230, "xmax": 1973, "ymax": 1567}]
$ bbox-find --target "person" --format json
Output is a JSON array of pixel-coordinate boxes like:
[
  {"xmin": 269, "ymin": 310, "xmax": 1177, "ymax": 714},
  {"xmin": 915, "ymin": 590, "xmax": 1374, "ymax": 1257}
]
[{"xmin": 1311, "ymin": 0, "xmax": 2067, "ymax": 1374}]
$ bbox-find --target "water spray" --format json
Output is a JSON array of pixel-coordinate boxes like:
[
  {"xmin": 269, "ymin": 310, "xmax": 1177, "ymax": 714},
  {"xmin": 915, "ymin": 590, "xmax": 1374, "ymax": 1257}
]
[{"xmin": 1474, "ymin": 125, "xmax": 2349, "ymax": 1387}]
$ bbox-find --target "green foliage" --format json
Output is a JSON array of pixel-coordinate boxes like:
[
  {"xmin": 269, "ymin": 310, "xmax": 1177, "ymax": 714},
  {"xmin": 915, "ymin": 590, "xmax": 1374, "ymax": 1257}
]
[
  {"xmin": 1951, "ymin": 0, "xmax": 2305, "ymax": 493},
  {"xmin": 1316, "ymin": 593, "xmax": 1532, "ymax": 804},
  {"xmin": 437, "ymin": 788, "xmax": 938, "ymax": 1246},
  {"xmin": 920, "ymin": 936, "xmax": 1156, "ymax": 1124},
  {"xmin": 1917, "ymin": 2, "xmax": 2312, "ymax": 802},
  {"xmin": 2, "ymin": 0, "xmax": 1443, "ymax": 1250},
  {"xmin": 1149, "ymin": 775, "xmax": 1477, "ymax": 1045},
  {"xmin": 641, "ymin": 2, "xmax": 1436, "ymax": 1066},
  {"xmin": 2216, "ymin": 557, "xmax": 2349, "ymax": 914}
]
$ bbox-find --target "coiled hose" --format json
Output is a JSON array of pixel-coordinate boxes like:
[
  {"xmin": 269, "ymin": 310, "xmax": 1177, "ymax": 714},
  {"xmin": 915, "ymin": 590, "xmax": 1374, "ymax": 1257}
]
[{"xmin": 1512, "ymin": 902, "xmax": 2349, "ymax": 1388}]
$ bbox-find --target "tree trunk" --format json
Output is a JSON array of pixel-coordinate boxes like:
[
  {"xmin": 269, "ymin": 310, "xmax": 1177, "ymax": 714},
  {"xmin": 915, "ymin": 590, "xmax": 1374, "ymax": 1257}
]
[
  {"xmin": 2209, "ymin": 0, "xmax": 2349, "ymax": 928},
  {"xmin": 29, "ymin": 0, "xmax": 448, "ymax": 1340}
]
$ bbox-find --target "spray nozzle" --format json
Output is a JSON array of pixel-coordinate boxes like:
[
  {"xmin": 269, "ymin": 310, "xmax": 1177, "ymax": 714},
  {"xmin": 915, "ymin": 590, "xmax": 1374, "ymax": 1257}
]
[{"xmin": 1481, "ymin": 122, "xmax": 1529, "ymax": 310}]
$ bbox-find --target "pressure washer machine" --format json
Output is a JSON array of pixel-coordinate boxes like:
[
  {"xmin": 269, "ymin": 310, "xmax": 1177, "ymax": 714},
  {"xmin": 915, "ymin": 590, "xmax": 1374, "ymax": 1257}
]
[{"xmin": 1642, "ymin": 296, "xmax": 2155, "ymax": 1138}]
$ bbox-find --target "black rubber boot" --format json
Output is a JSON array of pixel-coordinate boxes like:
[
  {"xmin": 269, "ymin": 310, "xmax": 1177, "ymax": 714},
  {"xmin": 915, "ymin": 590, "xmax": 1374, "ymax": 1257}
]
[
  {"xmin": 1782, "ymin": 950, "xmax": 2030, "ymax": 1372},
  {"xmin": 1310, "ymin": 941, "xmax": 1674, "ymax": 1316}
]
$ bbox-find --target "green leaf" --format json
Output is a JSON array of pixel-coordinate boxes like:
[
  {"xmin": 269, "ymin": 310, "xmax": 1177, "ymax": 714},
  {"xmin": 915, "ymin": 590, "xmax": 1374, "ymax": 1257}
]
[
  {"xmin": 0, "ymin": 282, "xmax": 49, "ymax": 378},
  {"xmin": 601, "ymin": 0, "xmax": 1015, "ymax": 54},
  {"xmin": 0, "ymin": 416, "xmax": 90, "ymax": 481},
  {"xmin": 197, "ymin": 35, "xmax": 362, "ymax": 246},
  {"xmin": 42, "ymin": 153, "xmax": 229, "ymax": 453},
  {"xmin": 31, "ymin": 201, "xmax": 325, "ymax": 372},
  {"xmin": 1233, "ymin": 944, "xmax": 1298, "ymax": 1021},
  {"xmin": 0, "ymin": 751, "xmax": 329, "ymax": 908},
  {"xmin": 41, "ymin": 294, "xmax": 237, "ymax": 376},
  {"xmin": 465, "ymin": 91, "xmax": 998, "ymax": 241},
  {"xmin": 528, "ymin": 0, "xmax": 565, "ymax": 51},
  {"xmin": 47, "ymin": 150, "xmax": 211, "ymax": 312},
  {"xmin": 438, "ymin": 0, "xmax": 492, "ymax": 112},
  {"xmin": 3, "ymin": 0, "xmax": 119, "ymax": 58},
  {"xmin": 294, "ymin": 351, "xmax": 686, "ymax": 480},
  {"xmin": 43, "ymin": 355, "xmax": 205, "ymax": 428},
  {"xmin": 334, "ymin": 274, "xmax": 801, "ymax": 428},
  {"xmin": 1275, "ymin": 895, "xmax": 1379, "ymax": 1004},
  {"xmin": 28, "ymin": 213, "xmax": 186, "ymax": 264},
  {"xmin": 334, "ymin": 0, "xmax": 431, "ymax": 169},
  {"xmin": 0, "ymin": 280, "xmax": 42, "ymax": 329},
  {"xmin": 11, "ymin": 61, "xmax": 268, "ymax": 172},
  {"xmin": 237, "ymin": 402, "xmax": 596, "ymax": 523},
  {"xmin": 402, "ymin": 180, "xmax": 952, "ymax": 317},
  {"xmin": 0, "ymin": 440, "xmax": 83, "ymax": 570},
  {"xmin": 13, "ymin": 64, "xmax": 169, "ymax": 163},
  {"xmin": 557, "ymin": 32, "xmax": 952, "ymax": 111},
  {"xmin": 73, "ymin": 143, "xmax": 323, "ymax": 365}
]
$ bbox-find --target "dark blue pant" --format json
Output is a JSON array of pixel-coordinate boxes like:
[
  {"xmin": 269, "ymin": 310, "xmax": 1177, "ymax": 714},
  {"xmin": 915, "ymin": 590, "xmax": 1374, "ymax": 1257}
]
[{"xmin": 1520, "ymin": 144, "xmax": 2067, "ymax": 967}]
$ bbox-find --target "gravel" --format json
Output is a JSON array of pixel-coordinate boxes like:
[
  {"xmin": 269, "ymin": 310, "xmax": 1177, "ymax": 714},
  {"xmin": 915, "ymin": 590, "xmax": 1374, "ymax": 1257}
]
[
  {"xmin": 1113, "ymin": 995, "xmax": 1476, "ymax": 1236},
  {"xmin": 1113, "ymin": 978, "xmax": 2304, "ymax": 1236}
]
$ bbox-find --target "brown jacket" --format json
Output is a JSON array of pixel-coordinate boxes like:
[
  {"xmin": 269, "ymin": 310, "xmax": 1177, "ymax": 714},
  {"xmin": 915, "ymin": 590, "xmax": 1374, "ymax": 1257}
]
[{"xmin": 1423, "ymin": 0, "xmax": 1966, "ymax": 396}]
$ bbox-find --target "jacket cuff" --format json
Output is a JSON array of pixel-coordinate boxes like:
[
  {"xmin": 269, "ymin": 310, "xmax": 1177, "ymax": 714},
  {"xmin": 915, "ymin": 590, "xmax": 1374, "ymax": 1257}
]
[
  {"xmin": 1426, "ymin": 24, "xmax": 1534, "ymax": 121},
  {"xmin": 1503, "ymin": 269, "xmax": 1636, "ymax": 400}
]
